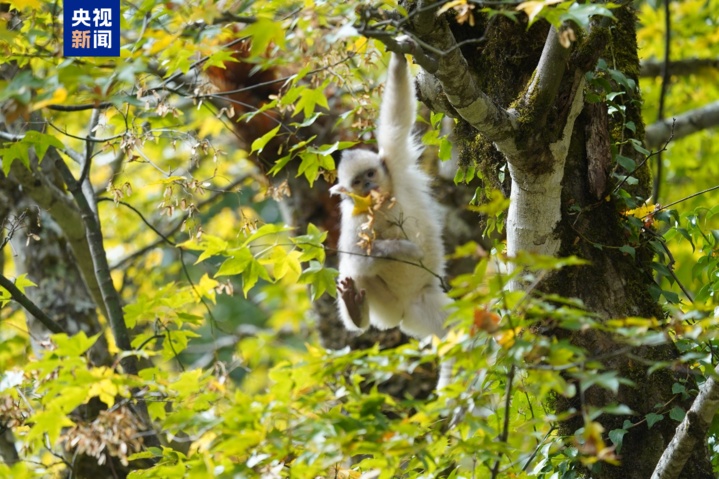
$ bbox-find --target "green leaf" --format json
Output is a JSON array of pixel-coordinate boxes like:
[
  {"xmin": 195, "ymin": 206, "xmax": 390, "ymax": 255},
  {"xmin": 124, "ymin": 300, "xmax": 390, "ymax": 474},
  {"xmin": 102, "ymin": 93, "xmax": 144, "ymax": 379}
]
[
  {"xmin": 608, "ymin": 428, "xmax": 627, "ymax": 452},
  {"xmin": 241, "ymin": 257, "xmax": 272, "ymax": 296},
  {"xmin": 293, "ymin": 223, "xmax": 327, "ymax": 262},
  {"xmin": 52, "ymin": 331, "xmax": 101, "ymax": 357},
  {"xmin": 453, "ymin": 167, "xmax": 465, "ymax": 185},
  {"xmin": 646, "ymin": 412, "xmax": 664, "ymax": 429},
  {"xmin": 298, "ymin": 260, "xmax": 338, "ymax": 301},
  {"xmin": 268, "ymin": 154, "xmax": 293, "ymax": 176},
  {"xmin": 250, "ymin": 125, "xmax": 281, "ymax": 154},
  {"xmin": 669, "ymin": 406, "xmax": 685, "ymax": 422},
  {"xmin": 0, "ymin": 142, "xmax": 31, "ymax": 174},
  {"xmin": 293, "ymin": 81, "xmax": 330, "ymax": 118},
  {"xmin": 297, "ymin": 151, "xmax": 322, "ymax": 186},
  {"xmin": 178, "ymin": 235, "xmax": 228, "ymax": 264},
  {"xmin": 439, "ymin": 137, "xmax": 453, "ymax": 162},
  {"xmin": 12, "ymin": 273, "xmax": 36, "ymax": 293},
  {"xmin": 26, "ymin": 407, "xmax": 74, "ymax": 446},
  {"xmin": 672, "ymin": 382, "xmax": 686, "ymax": 395},
  {"xmin": 242, "ymin": 223, "xmax": 291, "ymax": 247},
  {"xmin": 22, "ymin": 130, "xmax": 64, "ymax": 161},
  {"xmin": 202, "ymin": 50, "xmax": 240, "ymax": 70},
  {"xmin": 216, "ymin": 248, "xmax": 254, "ymax": 276},
  {"xmin": 242, "ymin": 17, "xmax": 287, "ymax": 56},
  {"xmin": 615, "ymin": 154, "xmax": 636, "ymax": 171},
  {"xmin": 619, "ymin": 244, "xmax": 635, "ymax": 259},
  {"xmin": 162, "ymin": 330, "xmax": 200, "ymax": 360}
]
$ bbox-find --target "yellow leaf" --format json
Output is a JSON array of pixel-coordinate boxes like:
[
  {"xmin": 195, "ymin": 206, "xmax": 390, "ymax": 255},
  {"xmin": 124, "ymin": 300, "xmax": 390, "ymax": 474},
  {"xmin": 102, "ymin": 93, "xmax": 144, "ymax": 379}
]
[
  {"xmin": 624, "ymin": 203, "xmax": 656, "ymax": 219},
  {"xmin": 347, "ymin": 37, "xmax": 368, "ymax": 54},
  {"xmin": 194, "ymin": 274, "xmax": 218, "ymax": 303},
  {"xmin": 9, "ymin": 0, "xmax": 42, "ymax": 10},
  {"xmin": 349, "ymin": 192, "xmax": 373, "ymax": 216},
  {"xmin": 88, "ymin": 378, "xmax": 119, "ymax": 407},
  {"xmin": 32, "ymin": 87, "xmax": 67, "ymax": 111},
  {"xmin": 150, "ymin": 34, "xmax": 177, "ymax": 55},
  {"xmin": 437, "ymin": 0, "xmax": 468, "ymax": 15},
  {"xmin": 516, "ymin": 0, "xmax": 562, "ymax": 24},
  {"xmin": 495, "ymin": 327, "xmax": 521, "ymax": 348}
]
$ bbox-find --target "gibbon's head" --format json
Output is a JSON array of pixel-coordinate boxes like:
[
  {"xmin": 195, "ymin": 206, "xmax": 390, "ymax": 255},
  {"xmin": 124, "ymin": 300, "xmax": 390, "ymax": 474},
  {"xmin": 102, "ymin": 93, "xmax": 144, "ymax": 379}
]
[{"xmin": 330, "ymin": 149, "xmax": 391, "ymax": 197}]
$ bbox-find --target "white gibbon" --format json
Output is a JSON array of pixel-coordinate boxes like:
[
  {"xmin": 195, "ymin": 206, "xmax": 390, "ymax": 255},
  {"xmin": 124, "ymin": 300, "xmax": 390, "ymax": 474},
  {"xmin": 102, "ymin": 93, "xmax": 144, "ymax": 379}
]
[{"xmin": 330, "ymin": 50, "xmax": 453, "ymax": 388}]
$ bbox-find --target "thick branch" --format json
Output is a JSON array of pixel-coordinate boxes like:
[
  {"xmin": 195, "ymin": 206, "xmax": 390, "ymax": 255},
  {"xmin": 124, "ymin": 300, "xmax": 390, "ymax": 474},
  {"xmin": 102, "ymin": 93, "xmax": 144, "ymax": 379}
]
[
  {"xmin": 645, "ymin": 100, "xmax": 719, "ymax": 148},
  {"xmin": 53, "ymin": 156, "xmax": 135, "ymax": 360},
  {"xmin": 651, "ymin": 369, "xmax": 719, "ymax": 479},
  {"xmin": 53, "ymin": 152, "xmax": 161, "ymax": 445},
  {"xmin": 411, "ymin": 14, "xmax": 517, "ymax": 155},
  {"xmin": 640, "ymin": 58, "xmax": 719, "ymax": 77},
  {"xmin": 0, "ymin": 274, "xmax": 66, "ymax": 334},
  {"xmin": 7, "ymin": 149, "xmax": 109, "ymax": 319},
  {"xmin": 516, "ymin": 27, "xmax": 571, "ymax": 129}
]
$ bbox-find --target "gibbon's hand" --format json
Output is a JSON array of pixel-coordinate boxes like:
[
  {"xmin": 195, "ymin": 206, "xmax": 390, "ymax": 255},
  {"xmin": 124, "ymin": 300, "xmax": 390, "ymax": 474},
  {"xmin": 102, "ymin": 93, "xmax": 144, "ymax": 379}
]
[
  {"xmin": 394, "ymin": 34, "xmax": 417, "ymax": 56},
  {"xmin": 373, "ymin": 239, "xmax": 423, "ymax": 262},
  {"xmin": 338, "ymin": 277, "xmax": 366, "ymax": 328}
]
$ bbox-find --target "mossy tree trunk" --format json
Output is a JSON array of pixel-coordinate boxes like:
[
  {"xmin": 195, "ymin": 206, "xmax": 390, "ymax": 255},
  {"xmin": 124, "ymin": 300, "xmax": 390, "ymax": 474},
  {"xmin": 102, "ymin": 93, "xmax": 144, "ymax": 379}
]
[{"xmin": 374, "ymin": 3, "xmax": 712, "ymax": 478}]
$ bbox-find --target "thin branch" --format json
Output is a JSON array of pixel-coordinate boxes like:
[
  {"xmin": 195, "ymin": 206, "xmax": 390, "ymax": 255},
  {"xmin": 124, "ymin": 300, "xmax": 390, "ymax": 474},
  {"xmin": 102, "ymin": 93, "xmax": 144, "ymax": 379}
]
[
  {"xmin": 653, "ymin": 235, "xmax": 694, "ymax": 302},
  {"xmin": 359, "ymin": 29, "xmax": 439, "ymax": 73},
  {"xmin": 108, "ymin": 174, "xmax": 248, "ymax": 270},
  {"xmin": 653, "ymin": 184, "xmax": 719, "ymax": 212},
  {"xmin": 0, "ymin": 131, "xmax": 24, "ymax": 141},
  {"xmin": 640, "ymin": 58, "xmax": 719, "ymax": 77},
  {"xmin": 612, "ymin": 121, "xmax": 674, "ymax": 195},
  {"xmin": 490, "ymin": 364, "xmax": 516, "ymax": 479},
  {"xmin": 653, "ymin": 0, "xmax": 671, "ymax": 203},
  {"xmin": 0, "ymin": 274, "xmax": 66, "ymax": 334},
  {"xmin": 47, "ymin": 120, "xmax": 127, "ymax": 143},
  {"xmin": 97, "ymin": 198, "xmax": 177, "ymax": 247},
  {"xmin": 46, "ymin": 101, "xmax": 114, "ymax": 112},
  {"xmin": 644, "ymin": 100, "xmax": 719, "ymax": 149}
]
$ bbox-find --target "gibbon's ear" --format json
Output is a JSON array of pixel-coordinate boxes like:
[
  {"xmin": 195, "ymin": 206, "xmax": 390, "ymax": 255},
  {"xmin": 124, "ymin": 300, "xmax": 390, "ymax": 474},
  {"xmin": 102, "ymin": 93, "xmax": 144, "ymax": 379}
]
[{"xmin": 330, "ymin": 149, "xmax": 343, "ymax": 167}]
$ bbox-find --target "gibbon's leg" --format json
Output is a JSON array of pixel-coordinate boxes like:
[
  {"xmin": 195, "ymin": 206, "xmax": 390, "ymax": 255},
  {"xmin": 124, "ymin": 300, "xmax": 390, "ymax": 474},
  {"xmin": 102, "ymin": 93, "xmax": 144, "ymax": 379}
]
[
  {"xmin": 372, "ymin": 239, "xmax": 423, "ymax": 262},
  {"xmin": 338, "ymin": 277, "xmax": 368, "ymax": 329}
]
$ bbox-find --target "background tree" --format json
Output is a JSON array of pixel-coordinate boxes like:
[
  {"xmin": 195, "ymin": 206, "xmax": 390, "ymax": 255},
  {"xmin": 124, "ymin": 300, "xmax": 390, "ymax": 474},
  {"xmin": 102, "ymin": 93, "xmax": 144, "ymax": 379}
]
[{"xmin": 1, "ymin": 1, "xmax": 719, "ymax": 479}]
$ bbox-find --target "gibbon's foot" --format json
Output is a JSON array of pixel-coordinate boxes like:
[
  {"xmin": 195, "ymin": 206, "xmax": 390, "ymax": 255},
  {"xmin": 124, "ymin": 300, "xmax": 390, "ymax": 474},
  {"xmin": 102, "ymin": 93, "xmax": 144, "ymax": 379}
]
[{"xmin": 339, "ymin": 277, "xmax": 365, "ymax": 328}]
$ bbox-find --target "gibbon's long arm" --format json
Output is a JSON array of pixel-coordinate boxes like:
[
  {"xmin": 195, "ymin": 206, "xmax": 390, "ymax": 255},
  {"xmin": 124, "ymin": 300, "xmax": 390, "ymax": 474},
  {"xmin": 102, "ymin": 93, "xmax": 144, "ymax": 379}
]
[{"xmin": 377, "ymin": 53, "xmax": 418, "ymax": 169}]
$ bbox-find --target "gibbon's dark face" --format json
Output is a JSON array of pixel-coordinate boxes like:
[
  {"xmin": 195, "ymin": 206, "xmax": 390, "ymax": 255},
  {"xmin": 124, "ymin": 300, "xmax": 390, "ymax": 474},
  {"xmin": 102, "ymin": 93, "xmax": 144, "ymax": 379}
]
[
  {"xmin": 331, "ymin": 149, "xmax": 391, "ymax": 198},
  {"xmin": 351, "ymin": 167, "xmax": 382, "ymax": 196}
]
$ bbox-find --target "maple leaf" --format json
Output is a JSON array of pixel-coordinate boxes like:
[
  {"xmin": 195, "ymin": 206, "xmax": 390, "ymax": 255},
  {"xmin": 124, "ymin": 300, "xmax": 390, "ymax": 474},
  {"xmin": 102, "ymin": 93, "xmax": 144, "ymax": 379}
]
[{"xmin": 348, "ymin": 192, "xmax": 373, "ymax": 216}]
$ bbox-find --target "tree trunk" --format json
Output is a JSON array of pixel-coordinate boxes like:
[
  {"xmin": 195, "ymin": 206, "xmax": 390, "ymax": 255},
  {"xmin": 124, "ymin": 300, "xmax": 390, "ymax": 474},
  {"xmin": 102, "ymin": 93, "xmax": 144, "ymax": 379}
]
[{"xmin": 406, "ymin": 4, "xmax": 713, "ymax": 478}]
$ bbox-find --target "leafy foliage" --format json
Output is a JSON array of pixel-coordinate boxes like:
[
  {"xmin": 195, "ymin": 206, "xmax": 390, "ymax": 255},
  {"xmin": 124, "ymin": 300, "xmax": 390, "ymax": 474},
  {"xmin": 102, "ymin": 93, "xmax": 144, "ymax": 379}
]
[{"xmin": 1, "ymin": 0, "xmax": 719, "ymax": 478}]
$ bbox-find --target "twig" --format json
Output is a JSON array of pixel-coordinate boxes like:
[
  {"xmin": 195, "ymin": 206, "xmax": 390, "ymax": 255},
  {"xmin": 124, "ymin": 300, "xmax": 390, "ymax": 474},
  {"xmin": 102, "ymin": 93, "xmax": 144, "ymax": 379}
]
[
  {"xmin": 109, "ymin": 174, "xmax": 248, "ymax": 270},
  {"xmin": 652, "ymin": 185, "xmax": 719, "ymax": 213},
  {"xmin": 653, "ymin": 0, "xmax": 672, "ymax": 203},
  {"xmin": 491, "ymin": 364, "xmax": 516, "ymax": 479},
  {"xmin": 97, "ymin": 198, "xmax": 177, "ymax": 247},
  {"xmin": 612, "ymin": 120, "xmax": 674, "ymax": 195}
]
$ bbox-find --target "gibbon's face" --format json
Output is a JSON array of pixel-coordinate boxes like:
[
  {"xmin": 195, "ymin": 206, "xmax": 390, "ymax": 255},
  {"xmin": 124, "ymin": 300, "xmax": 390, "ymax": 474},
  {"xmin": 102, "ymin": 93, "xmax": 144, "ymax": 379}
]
[{"xmin": 330, "ymin": 149, "xmax": 391, "ymax": 197}]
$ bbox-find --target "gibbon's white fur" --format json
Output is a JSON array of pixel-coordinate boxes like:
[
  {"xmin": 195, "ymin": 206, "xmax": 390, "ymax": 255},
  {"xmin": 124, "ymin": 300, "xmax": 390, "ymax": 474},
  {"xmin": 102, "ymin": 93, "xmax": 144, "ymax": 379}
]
[{"xmin": 330, "ymin": 51, "xmax": 452, "ymax": 344}]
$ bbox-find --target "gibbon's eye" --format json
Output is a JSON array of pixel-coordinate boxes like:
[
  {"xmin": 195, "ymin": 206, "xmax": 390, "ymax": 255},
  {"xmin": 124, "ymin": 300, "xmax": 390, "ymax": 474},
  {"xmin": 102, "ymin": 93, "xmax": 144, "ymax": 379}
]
[
  {"xmin": 352, "ymin": 178, "xmax": 361, "ymax": 187},
  {"xmin": 366, "ymin": 169, "xmax": 375, "ymax": 178}
]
